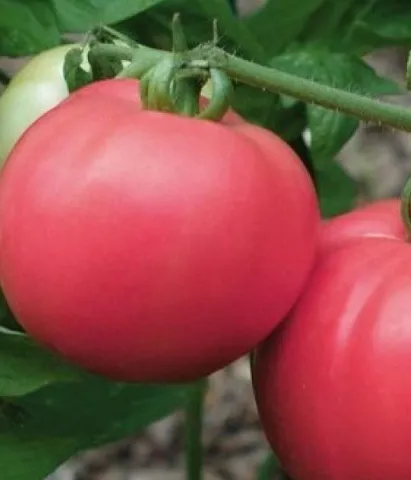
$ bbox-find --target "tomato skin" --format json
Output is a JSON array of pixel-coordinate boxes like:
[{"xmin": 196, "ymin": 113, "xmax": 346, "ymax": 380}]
[
  {"xmin": 322, "ymin": 198, "xmax": 404, "ymax": 250},
  {"xmin": 253, "ymin": 199, "xmax": 411, "ymax": 480},
  {"xmin": 0, "ymin": 80, "xmax": 319, "ymax": 382}
]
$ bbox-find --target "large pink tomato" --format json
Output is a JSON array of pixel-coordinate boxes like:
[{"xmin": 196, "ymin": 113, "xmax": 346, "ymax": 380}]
[
  {"xmin": 0, "ymin": 79, "xmax": 319, "ymax": 383},
  {"xmin": 253, "ymin": 198, "xmax": 411, "ymax": 480}
]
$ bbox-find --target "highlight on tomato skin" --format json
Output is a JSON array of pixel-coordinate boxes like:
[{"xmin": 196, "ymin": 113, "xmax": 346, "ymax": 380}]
[
  {"xmin": 321, "ymin": 198, "xmax": 405, "ymax": 251},
  {"xmin": 0, "ymin": 79, "xmax": 320, "ymax": 383},
  {"xmin": 252, "ymin": 199, "xmax": 411, "ymax": 480}
]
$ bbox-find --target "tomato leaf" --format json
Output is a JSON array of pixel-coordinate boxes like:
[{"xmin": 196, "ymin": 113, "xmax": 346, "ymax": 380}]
[
  {"xmin": 0, "ymin": 378, "xmax": 202, "ymax": 480},
  {"xmin": 88, "ymin": 49, "xmax": 124, "ymax": 82},
  {"xmin": 297, "ymin": 0, "xmax": 411, "ymax": 54},
  {"xmin": 63, "ymin": 48, "xmax": 93, "ymax": 93},
  {"xmin": 0, "ymin": 290, "xmax": 21, "ymax": 332},
  {"xmin": 297, "ymin": 0, "xmax": 358, "ymax": 45},
  {"xmin": 0, "ymin": 329, "xmax": 84, "ymax": 397},
  {"xmin": 335, "ymin": 0, "xmax": 411, "ymax": 54},
  {"xmin": 195, "ymin": 0, "xmax": 266, "ymax": 61},
  {"xmin": 232, "ymin": 85, "xmax": 282, "ymax": 130},
  {"xmin": 243, "ymin": 0, "xmax": 326, "ymax": 56},
  {"xmin": 116, "ymin": 0, "xmax": 265, "ymax": 61},
  {"xmin": 257, "ymin": 451, "xmax": 282, "ymax": 480},
  {"xmin": 360, "ymin": 0, "xmax": 411, "ymax": 41},
  {"xmin": 316, "ymin": 162, "xmax": 357, "ymax": 218},
  {"xmin": 270, "ymin": 48, "xmax": 402, "ymax": 165},
  {"xmin": 50, "ymin": 0, "xmax": 168, "ymax": 32},
  {"xmin": 0, "ymin": 0, "xmax": 60, "ymax": 56}
]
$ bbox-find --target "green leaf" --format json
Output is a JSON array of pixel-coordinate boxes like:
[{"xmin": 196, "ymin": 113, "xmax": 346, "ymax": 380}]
[
  {"xmin": 297, "ymin": 0, "xmax": 411, "ymax": 54},
  {"xmin": 353, "ymin": 0, "xmax": 411, "ymax": 48},
  {"xmin": 0, "ymin": 329, "xmax": 83, "ymax": 397},
  {"xmin": 50, "ymin": 0, "xmax": 167, "ymax": 32},
  {"xmin": 232, "ymin": 85, "xmax": 307, "ymax": 139},
  {"xmin": 0, "ymin": 318, "xmax": 203, "ymax": 479},
  {"xmin": 271, "ymin": 48, "xmax": 402, "ymax": 164},
  {"xmin": 298, "ymin": 0, "xmax": 358, "ymax": 44},
  {"xmin": 88, "ymin": 48, "xmax": 124, "ymax": 81},
  {"xmin": 116, "ymin": 0, "xmax": 265, "ymax": 61},
  {"xmin": 257, "ymin": 451, "xmax": 281, "ymax": 480},
  {"xmin": 0, "ymin": 377, "xmax": 201, "ymax": 480},
  {"xmin": 232, "ymin": 85, "xmax": 281, "ymax": 129},
  {"xmin": 0, "ymin": 68, "xmax": 11, "ymax": 86},
  {"xmin": 63, "ymin": 48, "xmax": 93, "ymax": 93},
  {"xmin": 0, "ymin": 290, "xmax": 21, "ymax": 332},
  {"xmin": 196, "ymin": 0, "xmax": 266, "ymax": 61},
  {"xmin": 0, "ymin": 0, "xmax": 60, "ymax": 56},
  {"xmin": 288, "ymin": 135, "xmax": 317, "ymax": 189},
  {"xmin": 316, "ymin": 162, "xmax": 357, "ymax": 218},
  {"xmin": 244, "ymin": 0, "xmax": 326, "ymax": 56}
]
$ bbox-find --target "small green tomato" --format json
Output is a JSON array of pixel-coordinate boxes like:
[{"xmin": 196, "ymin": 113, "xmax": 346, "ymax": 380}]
[{"xmin": 0, "ymin": 45, "xmax": 86, "ymax": 162}]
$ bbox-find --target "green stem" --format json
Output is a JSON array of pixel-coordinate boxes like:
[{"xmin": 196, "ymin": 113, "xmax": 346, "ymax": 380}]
[
  {"xmin": 196, "ymin": 68, "xmax": 233, "ymax": 121},
  {"xmin": 185, "ymin": 381, "xmax": 206, "ymax": 480},
  {"xmin": 171, "ymin": 13, "xmax": 200, "ymax": 117},
  {"xmin": 92, "ymin": 42, "xmax": 411, "ymax": 133},
  {"xmin": 172, "ymin": 13, "xmax": 188, "ymax": 53},
  {"xmin": 89, "ymin": 43, "xmax": 135, "ymax": 62},
  {"xmin": 207, "ymin": 49, "xmax": 411, "ymax": 131},
  {"xmin": 117, "ymin": 46, "xmax": 165, "ymax": 78},
  {"xmin": 145, "ymin": 57, "xmax": 177, "ymax": 112}
]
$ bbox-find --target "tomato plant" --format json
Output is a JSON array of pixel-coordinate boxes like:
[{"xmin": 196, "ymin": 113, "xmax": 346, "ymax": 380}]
[
  {"xmin": 253, "ymin": 198, "xmax": 411, "ymax": 480},
  {"xmin": 1, "ymin": 1, "xmax": 411, "ymax": 479},
  {"xmin": 0, "ymin": 78, "xmax": 319, "ymax": 383}
]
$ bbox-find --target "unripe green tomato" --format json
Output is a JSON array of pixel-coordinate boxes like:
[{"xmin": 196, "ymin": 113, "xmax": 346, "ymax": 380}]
[{"xmin": 0, "ymin": 45, "xmax": 85, "ymax": 163}]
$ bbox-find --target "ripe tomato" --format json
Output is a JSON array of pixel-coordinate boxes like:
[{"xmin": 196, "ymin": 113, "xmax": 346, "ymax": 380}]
[
  {"xmin": 0, "ymin": 79, "xmax": 319, "ymax": 383},
  {"xmin": 253, "ymin": 198, "xmax": 411, "ymax": 480}
]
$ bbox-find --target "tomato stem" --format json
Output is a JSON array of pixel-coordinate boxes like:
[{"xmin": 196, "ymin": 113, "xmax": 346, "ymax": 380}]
[
  {"xmin": 196, "ymin": 68, "xmax": 233, "ymax": 121},
  {"xmin": 184, "ymin": 380, "xmax": 207, "ymax": 480},
  {"xmin": 91, "ymin": 40, "xmax": 411, "ymax": 132},
  {"xmin": 203, "ymin": 47, "xmax": 411, "ymax": 132},
  {"xmin": 89, "ymin": 43, "xmax": 135, "ymax": 63},
  {"xmin": 400, "ymin": 176, "xmax": 411, "ymax": 240},
  {"xmin": 142, "ymin": 57, "xmax": 178, "ymax": 112},
  {"xmin": 102, "ymin": 41, "xmax": 233, "ymax": 120},
  {"xmin": 172, "ymin": 13, "xmax": 188, "ymax": 53},
  {"xmin": 171, "ymin": 13, "xmax": 200, "ymax": 116}
]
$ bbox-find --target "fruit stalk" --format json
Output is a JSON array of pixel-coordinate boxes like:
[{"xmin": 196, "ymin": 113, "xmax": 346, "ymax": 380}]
[{"xmin": 91, "ymin": 39, "xmax": 411, "ymax": 133}]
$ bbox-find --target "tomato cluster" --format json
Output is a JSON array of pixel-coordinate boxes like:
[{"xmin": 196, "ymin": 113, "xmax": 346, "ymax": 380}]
[{"xmin": 2, "ymin": 45, "xmax": 410, "ymax": 480}]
